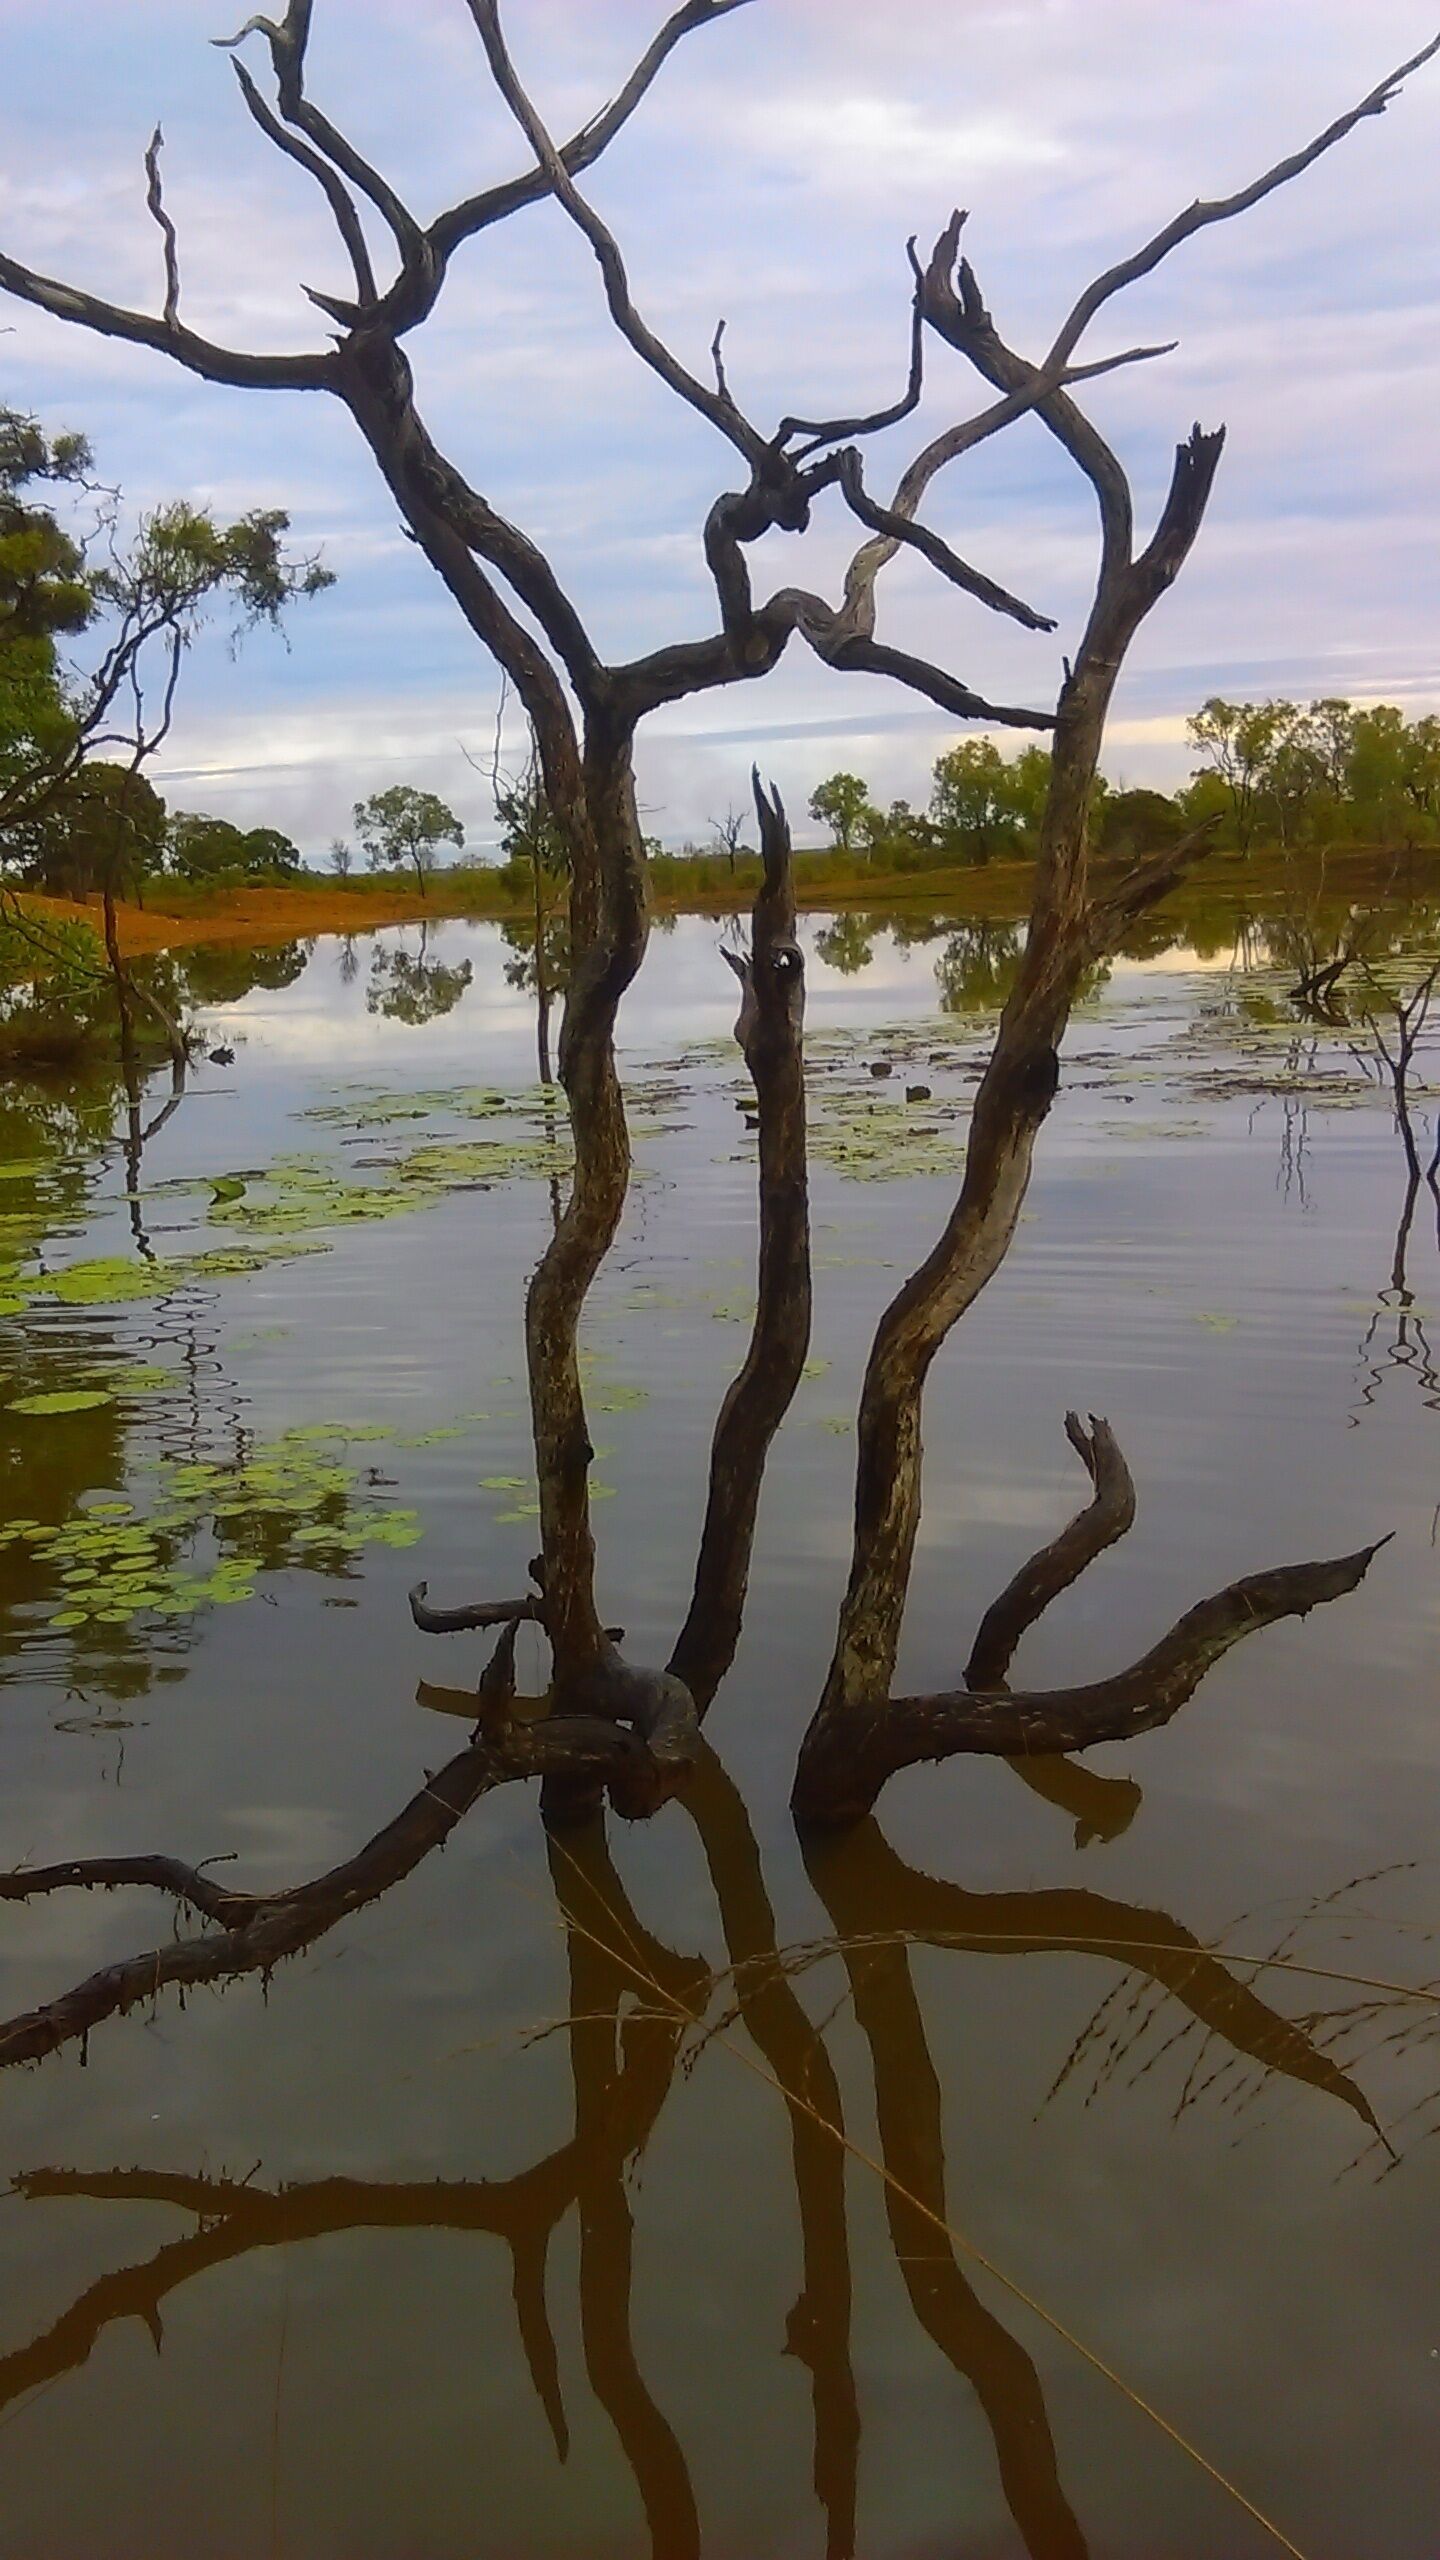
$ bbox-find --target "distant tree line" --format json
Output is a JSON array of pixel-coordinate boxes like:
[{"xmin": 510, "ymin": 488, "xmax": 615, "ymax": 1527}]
[{"xmin": 798, "ymin": 701, "xmax": 1440, "ymax": 876}]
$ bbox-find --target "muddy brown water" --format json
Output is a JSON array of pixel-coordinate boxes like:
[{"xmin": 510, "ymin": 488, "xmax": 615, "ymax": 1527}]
[{"xmin": 0, "ymin": 901, "xmax": 1436, "ymax": 2559}]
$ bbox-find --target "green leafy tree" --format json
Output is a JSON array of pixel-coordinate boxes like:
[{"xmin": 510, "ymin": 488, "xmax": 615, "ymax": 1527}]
[
  {"xmin": 0, "ymin": 412, "xmax": 96, "ymax": 859},
  {"xmin": 242, "ymin": 825, "xmax": 301, "ymax": 878},
  {"xmin": 929, "ymin": 740, "xmax": 1022, "ymax": 865},
  {"xmin": 1186, "ymin": 698, "xmax": 1299, "ymax": 849},
  {"xmin": 167, "ymin": 814, "xmax": 301, "ymax": 882},
  {"xmin": 1, "ymin": 406, "xmax": 331, "ymax": 1076},
  {"xmin": 36, "ymin": 763, "xmax": 167, "ymax": 900},
  {"xmin": 1096, "ymin": 787, "xmax": 1185, "ymax": 860},
  {"xmin": 1304, "ymin": 698, "xmax": 1358, "ymax": 800},
  {"xmin": 165, "ymin": 815, "xmax": 244, "ymax": 882},
  {"xmin": 1349, "ymin": 706, "xmax": 1440, "ymax": 844},
  {"xmin": 1004, "ymin": 745, "xmax": 1055, "ymax": 839},
  {"xmin": 854, "ymin": 798, "xmax": 937, "ymax": 869},
  {"xmin": 808, "ymin": 773, "xmax": 875, "ymax": 856},
  {"xmin": 2, "ymin": 406, "xmax": 330, "ymax": 859},
  {"xmin": 353, "ymin": 785, "xmax": 463, "ymax": 896}
]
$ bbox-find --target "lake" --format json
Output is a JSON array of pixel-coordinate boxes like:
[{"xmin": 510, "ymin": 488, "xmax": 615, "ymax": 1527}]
[{"xmin": 0, "ymin": 898, "xmax": 1437, "ymax": 2559}]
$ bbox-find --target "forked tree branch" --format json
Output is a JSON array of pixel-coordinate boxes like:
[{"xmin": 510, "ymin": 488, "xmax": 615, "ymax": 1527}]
[
  {"xmin": 1043, "ymin": 30, "xmax": 1440, "ymax": 376},
  {"xmin": 965, "ymin": 1413, "xmax": 1135, "ymax": 1691},
  {"xmin": 0, "ymin": 245, "xmax": 334, "ymax": 390},
  {"xmin": 833, "ymin": 448, "xmax": 1057, "ymax": 633},
  {"xmin": 794, "ymin": 1531, "xmax": 1386, "ymax": 1829},
  {"xmin": 215, "ymin": 2, "xmax": 434, "ymax": 301},
  {"xmin": 669, "ymin": 773, "xmax": 811, "ymax": 1710},
  {"xmin": 778, "ymin": 258, "xmax": 925, "ymax": 456},
  {"xmin": 464, "ymin": 0, "xmax": 774, "ymax": 474},
  {"xmin": 426, "ymin": 1, "xmax": 757, "ymax": 293},
  {"xmin": 225, "ymin": 53, "xmax": 378, "ymax": 309}
]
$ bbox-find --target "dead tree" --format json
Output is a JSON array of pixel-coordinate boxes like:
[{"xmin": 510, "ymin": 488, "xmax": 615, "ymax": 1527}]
[
  {"xmin": 0, "ymin": 15, "xmax": 1430, "ymax": 1815},
  {"xmin": 788, "ymin": 40, "xmax": 1438, "ymax": 1818}
]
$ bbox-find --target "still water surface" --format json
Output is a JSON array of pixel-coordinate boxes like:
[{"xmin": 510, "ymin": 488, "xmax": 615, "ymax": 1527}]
[{"xmin": 0, "ymin": 905, "xmax": 1437, "ymax": 2558}]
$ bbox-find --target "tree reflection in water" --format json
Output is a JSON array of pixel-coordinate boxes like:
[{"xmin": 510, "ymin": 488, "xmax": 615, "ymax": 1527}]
[{"xmin": 1, "ymin": 805, "xmax": 1421, "ymax": 2558}]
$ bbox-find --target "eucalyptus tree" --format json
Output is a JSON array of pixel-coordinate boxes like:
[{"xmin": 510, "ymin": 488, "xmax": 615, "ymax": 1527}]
[
  {"xmin": 0, "ymin": 402, "xmax": 330, "ymax": 1063},
  {"xmin": 0, "ymin": 8, "xmax": 1433, "ymax": 1819},
  {"xmin": 352, "ymin": 783, "xmax": 464, "ymax": 894}
]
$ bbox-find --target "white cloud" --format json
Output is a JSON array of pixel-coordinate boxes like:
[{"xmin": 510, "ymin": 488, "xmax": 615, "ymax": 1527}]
[{"xmin": 2, "ymin": 1, "xmax": 1436, "ymax": 842}]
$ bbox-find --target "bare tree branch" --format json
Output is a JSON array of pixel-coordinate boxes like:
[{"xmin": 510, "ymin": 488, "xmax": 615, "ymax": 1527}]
[
  {"xmin": 779, "ymin": 259, "xmax": 925, "ymax": 455},
  {"xmin": 1044, "ymin": 31, "xmax": 1440, "ymax": 375},
  {"xmin": 965, "ymin": 1413, "xmax": 1135, "ymax": 1691},
  {"xmin": 669, "ymin": 774, "xmax": 810, "ymax": 1710},
  {"xmin": 225, "ymin": 53, "xmax": 378, "ymax": 309},
  {"xmin": 834, "ymin": 447, "xmax": 1057, "ymax": 633},
  {"xmin": 215, "ymin": 1, "xmax": 434, "ymax": 303},
  {"xmin": 463, "ymin": 0, "xmax": 773, "ymax": 473},
  {"xmin": 426, "ymin": 1, "xmax": 756, "ymax": 285},
  {"xmin": 795, "ymin": 1539, "xmax": 1386, "ymax": 1828},
  {"xmin": 0, "ymin": 1625, "xmax": 647, "ymax": 2073},
  {"xmin": 142, "ymin": 126, "xmax": 181, "ymax": 329},
  {"xmin": 0, "ymin": 246, "xmax": 333, "ymax": 390}
]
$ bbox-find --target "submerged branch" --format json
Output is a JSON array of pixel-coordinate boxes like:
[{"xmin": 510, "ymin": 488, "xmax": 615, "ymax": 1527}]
[
  {"xmin": 0, "ymin": 1628, "xmax": 640, "ymax": 2073},
  {"xmin": 794, "ymin": 1533, "xmax": 1386, "ymax": 1829}
]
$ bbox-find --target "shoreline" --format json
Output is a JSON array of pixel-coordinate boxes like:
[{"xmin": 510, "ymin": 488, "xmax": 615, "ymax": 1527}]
[{"xmin": 20, "ymin": 842, "xmax": 1439, "ymax": 958}]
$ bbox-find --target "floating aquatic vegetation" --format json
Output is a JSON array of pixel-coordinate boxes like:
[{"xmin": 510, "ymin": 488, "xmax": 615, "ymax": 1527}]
[
  {"xmin": 200, "ymin": 1130, "xmax": 572, "ymax": 1241},
  {"xmin": 808, "ymin": 1091, "xmax": 968, "ymax": 1179},
  {"xmin": 0, "ymin": 1424, "xmax": 426, "ymax": 1637},
  {"xmin": 300, "ymin": 1084, "xmax": 522, "ymax": 1129},
  {"xmin": 7, "ymin": 1388, "xmax": 115, "ymax": 1417},
  {"xmin": 586, "ymin": 1377, "xmax": 649, "ymax": 1413},
  {"xmin": 9, "ymin": 1235, "xmax": 331, "ymax": 1315},
  {"xmin": 104, "ymin": 1364, "xmax": 181, "ymax": 1395}
]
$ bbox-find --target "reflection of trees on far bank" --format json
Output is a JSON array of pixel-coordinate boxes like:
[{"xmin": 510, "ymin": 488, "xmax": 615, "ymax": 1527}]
[
  {"xmin": 366, "ymin": 926, "xmax": 474, "ymax": 1026},
  {"xmin": 175, "ymin": 937, "xmax": 311, "ymax": 1010},
  {"xmin": 1350, "ymin": 952, "xmax": 1440, "ymax": 1420}
]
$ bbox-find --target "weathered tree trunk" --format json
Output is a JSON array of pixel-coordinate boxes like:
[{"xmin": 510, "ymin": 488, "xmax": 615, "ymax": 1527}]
[
  {"xmin": 670, "ymin": 777, "xmax": 810, "ymax": 1710},
  {"xmin": 527, "ymin": 712, "xmax": 650, "ymax": 1701},
  {"xmin": 794, "ymin": 394, "xmax": 1230, "ymax": 1820},
  {"xmin": 802, "ymin": 675, "xmax": 1114, "ymax": 1741}
]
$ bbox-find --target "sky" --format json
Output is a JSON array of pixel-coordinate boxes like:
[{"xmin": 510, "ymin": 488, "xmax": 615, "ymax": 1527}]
[{"xmin": 2, "ymin": 0, "xmax": 1438, "ymax": 860}]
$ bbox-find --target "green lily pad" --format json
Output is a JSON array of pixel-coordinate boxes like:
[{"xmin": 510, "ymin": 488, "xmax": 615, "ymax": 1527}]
[{"xmin": 9, "ymin": 1389, "xmax": 116, "ymax": 1417}]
